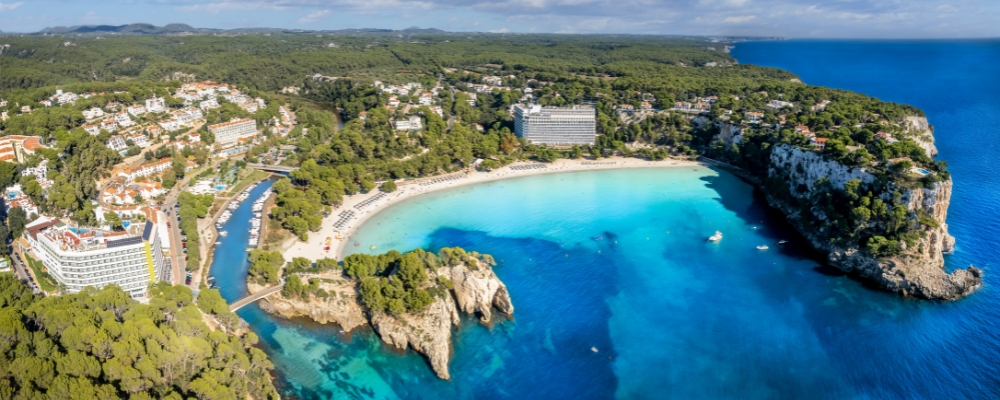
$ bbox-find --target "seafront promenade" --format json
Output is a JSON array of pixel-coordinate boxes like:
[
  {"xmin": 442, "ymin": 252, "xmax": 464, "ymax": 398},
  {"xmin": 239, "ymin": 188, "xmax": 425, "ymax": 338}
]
[{"xmin": 282, "ymin": 157, "xmax": 705, "ymax": 262}]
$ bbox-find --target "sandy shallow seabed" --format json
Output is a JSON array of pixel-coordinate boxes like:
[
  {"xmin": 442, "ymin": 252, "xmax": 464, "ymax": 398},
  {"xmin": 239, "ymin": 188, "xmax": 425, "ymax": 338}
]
[{"xmin": 280, "ymin": 157, "xmax": 706, "ymax": 262}]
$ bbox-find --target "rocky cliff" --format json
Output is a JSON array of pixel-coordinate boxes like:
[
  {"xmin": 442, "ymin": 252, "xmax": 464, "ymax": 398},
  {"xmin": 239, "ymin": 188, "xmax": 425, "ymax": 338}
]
[
  {"xmin": 767, "ymin": 144, "xmax": 980, "ymax": 300},
  {"xmin": 370, "ymin": 259, "xmax": 514, "ymax": 379},
  {"xmin": 371, "ymin": 296, "xmax": 460, "ymax": 379},
  {"xmin": 904, "ymin": 116, "xmax": 939, "ymax": 158},
  {"xmin": 253, "ymin": 258, "xmax": 514, "ymax": 380},
  {"xmin": 252, "ymin": 278, "xmax": 367, "ymax": 332}
]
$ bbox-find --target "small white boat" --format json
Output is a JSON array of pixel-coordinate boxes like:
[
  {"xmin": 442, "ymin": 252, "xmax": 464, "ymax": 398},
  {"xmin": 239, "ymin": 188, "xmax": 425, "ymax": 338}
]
[
  {"xmin": 708, "ymin": 231, "xmax": 723, "ymax": 242},
  {"xmin": 757, "ymin": 245, "xmax": 769, "ymax": 251},
  {"xmin": 219, "ymin": 231, "xmax": 228, "ymax": 237},
  {"xmin": 777, "ymin": 240, "xmax": 788, "ymax": 245},
  {"xmin": 591, "ymin": 347, "xmax": 599, "ymax": 353}
]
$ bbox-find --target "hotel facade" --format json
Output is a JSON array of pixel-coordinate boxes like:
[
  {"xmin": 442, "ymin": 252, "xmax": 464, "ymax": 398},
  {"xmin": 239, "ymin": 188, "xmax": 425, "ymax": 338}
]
[
  {"xmin": 513, "ymin": 104, "xmax": 597, "ymax": 146},
  {"xmin": 209, "ymin": 118, "xmax": 258, "ymax": 149},
  {"xmin": 26, "ymin": 216, "xmax": 169, "ymax": 298}
]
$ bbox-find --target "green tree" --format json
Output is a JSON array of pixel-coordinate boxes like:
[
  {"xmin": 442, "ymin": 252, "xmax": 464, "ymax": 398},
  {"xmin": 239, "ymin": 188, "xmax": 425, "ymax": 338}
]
[{"xmin": 381, "ymin": 179, "xmax": 397, "ymax": 193}]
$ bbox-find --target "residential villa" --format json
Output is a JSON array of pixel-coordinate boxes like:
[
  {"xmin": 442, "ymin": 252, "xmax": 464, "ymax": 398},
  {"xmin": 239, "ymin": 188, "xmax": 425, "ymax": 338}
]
[{"xmin": 106, "ymin": 135, "xmax": 128, "ymax": 152}]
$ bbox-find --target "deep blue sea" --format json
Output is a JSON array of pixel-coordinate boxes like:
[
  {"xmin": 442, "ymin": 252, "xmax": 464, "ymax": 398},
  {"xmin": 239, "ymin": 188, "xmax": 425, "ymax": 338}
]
[{"xmin": 209, "ymin": 41, "xmax": 1000, "ymax": 399}]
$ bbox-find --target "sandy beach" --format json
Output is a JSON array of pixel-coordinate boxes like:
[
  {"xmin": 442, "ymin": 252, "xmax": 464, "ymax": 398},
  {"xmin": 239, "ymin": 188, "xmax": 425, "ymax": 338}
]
[{"xmin": 282, "ymin": 157, "xmax": 707, "ymax": 262}]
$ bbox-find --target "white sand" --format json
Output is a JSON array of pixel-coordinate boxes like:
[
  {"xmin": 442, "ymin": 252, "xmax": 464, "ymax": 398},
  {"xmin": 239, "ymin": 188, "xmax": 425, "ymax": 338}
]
[{"xmin": 282, "ymin": 157, "xmax": 707, "ymax": 262}]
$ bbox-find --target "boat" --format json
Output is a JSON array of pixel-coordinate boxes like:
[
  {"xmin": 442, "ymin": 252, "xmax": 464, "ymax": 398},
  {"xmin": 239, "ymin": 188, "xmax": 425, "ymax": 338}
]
[
  {"xmin": 370, "ymin": 245, "xmax": 377, "ymax": 250},
  {"xmin": 756, "ymin": 245, "xmax": 769, "ymax": 251},
  {"xmin": 591, "ymin": 347, "xmax": 599, "ymax": 353},
  {"xmin": 594, "ymin": 236, "xmax": 603, "ymax": 241},
  {"xmin": 778, "ymin": 240, "xmax": 788, "ymax": 245},
  {"xmin": 708, "ymin": 231, "xmax": 723, "ymax": 242},
  {"xmin": 219, "ymin": 231, "xmax": 228, "ymax": 237}
]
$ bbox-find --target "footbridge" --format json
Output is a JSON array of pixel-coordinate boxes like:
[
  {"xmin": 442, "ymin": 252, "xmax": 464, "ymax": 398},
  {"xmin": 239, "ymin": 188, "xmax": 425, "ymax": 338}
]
[
  {"xmin": 229, "ymin": 283, "xmax": 283, "ymax": 311},
  {"xmin": 247, "ymin": 163, "xmax": 297, "ymax": 173}
]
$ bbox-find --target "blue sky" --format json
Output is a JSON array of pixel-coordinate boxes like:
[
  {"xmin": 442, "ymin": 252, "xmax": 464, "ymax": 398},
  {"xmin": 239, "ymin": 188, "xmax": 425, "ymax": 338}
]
[{"xmin": 1, "ymin": 0, "xmax": 998, "ymax": 38}]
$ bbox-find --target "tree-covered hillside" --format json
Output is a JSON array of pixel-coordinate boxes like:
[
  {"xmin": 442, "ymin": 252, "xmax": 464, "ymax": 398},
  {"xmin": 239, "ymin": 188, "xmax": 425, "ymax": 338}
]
[
  {"xmin": 0, "ymin": 276, "xmax": 277, "ymax": 399},
  {"xmin": 0, "ymin": 34, "xmax": 738, "ymax": 92}
]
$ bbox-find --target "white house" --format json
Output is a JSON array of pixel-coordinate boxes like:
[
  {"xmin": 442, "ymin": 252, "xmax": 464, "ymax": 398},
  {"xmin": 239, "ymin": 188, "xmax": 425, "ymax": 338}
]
[
  {"xmin": 145, "ymin": 96, "xmax": 166, "ymax": 113},
  {"xmin": 128, "ymin": 134, "xmax": 150, "ymax": 148},
  {"xmin": 100, "ymin": 119, "xmax": 118, "ymax": 132},
  {"xmin": 83, "ymin": 124, "xmax": 101, "ymax": 136},
  {"xmin": 408, "ymin": 115, "xmax": 422, "ymax": 130},
  {"xmin": 127, "ymin": 105, "xmax": 146, "ymax": 116},
  {"xmin": 114, "ymin": 112, "xmax": 135, "ymax": 128},
  {"xmin": 106, "ymin": 135, "xmax": 128, "ymax": 152},
  {"xmin": 199, "ymin": 99, "xmax": 220, "ymax": 110},
  {"xmin": 83, "ymin": 108, "xmax": 105, "ymax": 119},
  {"xmin": 159, "ymin": 119, "xmax": 181, "ymax": 132}
]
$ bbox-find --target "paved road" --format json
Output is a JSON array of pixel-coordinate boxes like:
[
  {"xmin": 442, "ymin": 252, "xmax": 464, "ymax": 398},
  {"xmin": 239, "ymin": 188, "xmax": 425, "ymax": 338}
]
[{"xmin": 10, "ymin": 249, "xmax": 41, "ymax": 294}]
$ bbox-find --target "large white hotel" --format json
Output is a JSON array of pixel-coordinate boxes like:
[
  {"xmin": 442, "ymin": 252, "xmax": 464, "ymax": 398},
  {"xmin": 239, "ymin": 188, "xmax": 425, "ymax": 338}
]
[
  {"xmin": 513, "ymin": 104, "xmax": 597, "ymax": 146},
  {"xmin": 209, "ymin": 118, "xmax": 258, "ymax": 149},
  {"xmin": 24, "ymin": 211, "xmax": 170, "ymax": 299}
]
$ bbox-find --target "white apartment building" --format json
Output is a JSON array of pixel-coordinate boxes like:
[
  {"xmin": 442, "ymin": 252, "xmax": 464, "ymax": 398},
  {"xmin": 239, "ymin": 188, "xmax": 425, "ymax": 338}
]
[
  {"xmin": 172, "ymin": 107, "xmax": 203, "ymax": 126},
  {"xmin": 119, "ymin": 158, "xmax": 173, "ymax": 181},
  {"xmin": 27, "ymin": 216, "xmax": 168, "ymax": 298},
  {"xmin": 513, "ymin": 104, "xmax": 596, "ymax": 146},
  {"xmin": 209, "ymin": 118, "xmax": 258, "ymax": 149}
]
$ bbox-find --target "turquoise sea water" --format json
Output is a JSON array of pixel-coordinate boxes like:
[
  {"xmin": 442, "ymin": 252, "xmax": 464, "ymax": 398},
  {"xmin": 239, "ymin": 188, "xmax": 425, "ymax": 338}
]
[{"xmin": 209, "ymin": 41, "xmax": 1000, "ymax": 399}]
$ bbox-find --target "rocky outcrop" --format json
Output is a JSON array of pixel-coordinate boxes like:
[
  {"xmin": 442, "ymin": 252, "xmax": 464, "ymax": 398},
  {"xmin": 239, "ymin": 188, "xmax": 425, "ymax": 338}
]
[
  {"xmin": 440, "ymin": 261, "xmax": 514, "ymax": 322},
  {"xmin": 257, "ymin": 259, "xmax": 514, "ymax": 380},
  {"xmin": 904, "ymin": 116, "xmax": 939, "ymax": 158},
  {"xmin": 369, "ymin": 259, "xmax": 514, "ymax": 379},
  {"xmin": 252, "ymin": 278, "xmax": 367, "ymax": 332},
  {"xmin": 713, "ymin": 123, "xmax": 743, "ymax": 146},
  {"xmin": 766, "ymin": 145, "xmax": 981, "ymax": 300},
  {"xmin": 371, "ymin": 296, "xmax": 460, "ymax": 379}
]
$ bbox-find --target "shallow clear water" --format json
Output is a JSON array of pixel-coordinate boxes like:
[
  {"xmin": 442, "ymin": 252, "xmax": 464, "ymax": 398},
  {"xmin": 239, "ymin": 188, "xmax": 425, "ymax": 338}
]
[{"xmin": 207, "ymin": 41, "xmax": 1000, "ymax": 399}]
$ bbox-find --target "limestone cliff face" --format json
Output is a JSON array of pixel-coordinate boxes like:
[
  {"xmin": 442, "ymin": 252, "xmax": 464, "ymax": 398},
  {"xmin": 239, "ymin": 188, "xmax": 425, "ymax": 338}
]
[
  {"xmin": 251, "ymin": 278, "xmax": 367, "ymax": 332},
  {"xmin": 904, "ymin": 116, "xmax": 939, "ymax": 158},
  {"xmin": 371, "ymin": 296, "xmax": 460, "ymax": 380},
  {"xmin": 370, "ymin": 259, "xmax": 514, "ymax": 379},
  {"xmin": 440, "ymin": 261, "xmax": 514, "ymax": 322},
  {"xmin": 766, "ymin": 144, "xmax": 981, "ymax": 300}
]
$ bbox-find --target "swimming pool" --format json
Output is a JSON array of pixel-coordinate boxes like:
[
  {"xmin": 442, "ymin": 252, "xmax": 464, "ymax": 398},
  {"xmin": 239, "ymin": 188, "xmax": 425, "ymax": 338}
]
[{"xmin": 916, "ymin": 168, "xmax": 931, "ymax": 175}]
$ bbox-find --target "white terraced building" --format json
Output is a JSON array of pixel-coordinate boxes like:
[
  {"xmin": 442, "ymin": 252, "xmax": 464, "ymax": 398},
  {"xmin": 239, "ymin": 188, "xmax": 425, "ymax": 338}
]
[
  {"xmin": 26, "ymin": 215, "xmax": 169, "ymax": 298},
  {"xmin": 209, "ymin": 118, "xmax": 258, "ymax": 149},
  {"xmin": 513, "ymin": 104, "xmax": 597, "ymax": 145}
]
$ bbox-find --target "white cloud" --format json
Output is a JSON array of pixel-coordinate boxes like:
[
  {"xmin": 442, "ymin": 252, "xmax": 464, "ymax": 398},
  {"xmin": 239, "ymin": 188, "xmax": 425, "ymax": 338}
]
[
  {"xmin": 0, "ymin": 2, "xmax": 24, "ymax": 12},
  {"xmin": 298, "ymin": 9, "xmax": 330, "ymax": 23},
  {"xmin": 723, "ymin": 15, "xmax": 756, "ymax": 23},
  {"xmin": 175, "ymin": 1, "xmax": 289, "ymax": 13},
  {"xmin": 488, "ymin": 27, "xmax": 509, "ymax": 33}
]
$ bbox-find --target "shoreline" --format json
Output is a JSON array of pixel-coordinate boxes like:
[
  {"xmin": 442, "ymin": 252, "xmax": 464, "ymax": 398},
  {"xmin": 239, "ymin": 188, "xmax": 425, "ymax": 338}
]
[{"xmin": 282, "ymin": 157, "xmax": 708, "ymax": 262}]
